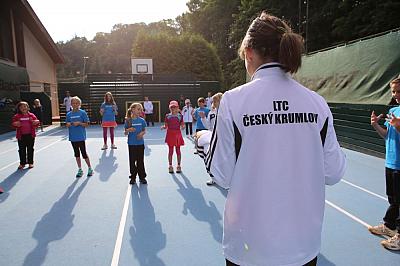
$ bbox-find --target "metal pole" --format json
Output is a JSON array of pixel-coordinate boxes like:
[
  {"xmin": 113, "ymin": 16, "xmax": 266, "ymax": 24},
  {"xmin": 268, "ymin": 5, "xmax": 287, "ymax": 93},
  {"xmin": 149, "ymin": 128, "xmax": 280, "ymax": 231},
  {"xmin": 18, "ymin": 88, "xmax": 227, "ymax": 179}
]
[
  {"xmin": 298, "ymin": 0, "xmax": 302, "ymax": 33},
  {"xmin": 305, "ymin": 0, "xmax": 309, "ymax": 53},
  {"xmin": 82, "ymin": 56, "xmax": 89, "ymax": 83}
]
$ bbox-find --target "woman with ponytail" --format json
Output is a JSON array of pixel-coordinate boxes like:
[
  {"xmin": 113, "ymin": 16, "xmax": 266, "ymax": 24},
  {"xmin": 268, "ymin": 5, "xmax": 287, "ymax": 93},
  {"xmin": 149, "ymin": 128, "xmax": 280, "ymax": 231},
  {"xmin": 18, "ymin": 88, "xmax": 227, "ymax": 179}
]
[{"xmin": 206, "ymin": 11, "xmax": 346, "ymax": 266}]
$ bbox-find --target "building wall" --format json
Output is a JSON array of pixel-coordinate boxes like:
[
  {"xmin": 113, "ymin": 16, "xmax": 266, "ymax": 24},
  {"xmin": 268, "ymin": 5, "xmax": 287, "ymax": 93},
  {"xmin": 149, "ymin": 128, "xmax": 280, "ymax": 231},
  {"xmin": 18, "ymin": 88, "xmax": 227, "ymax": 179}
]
[{"xmin": 23, "ymin": 24, "xmax": 59, "ymax": 117}]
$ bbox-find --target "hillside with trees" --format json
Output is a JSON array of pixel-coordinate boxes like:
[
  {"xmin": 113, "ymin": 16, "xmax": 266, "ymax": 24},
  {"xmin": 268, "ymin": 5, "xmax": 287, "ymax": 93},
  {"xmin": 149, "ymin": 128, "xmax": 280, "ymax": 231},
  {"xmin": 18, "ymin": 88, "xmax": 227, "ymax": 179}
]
[{"xmin": 57, "ymin": 0, "xmax": 400, "ymax": 89}]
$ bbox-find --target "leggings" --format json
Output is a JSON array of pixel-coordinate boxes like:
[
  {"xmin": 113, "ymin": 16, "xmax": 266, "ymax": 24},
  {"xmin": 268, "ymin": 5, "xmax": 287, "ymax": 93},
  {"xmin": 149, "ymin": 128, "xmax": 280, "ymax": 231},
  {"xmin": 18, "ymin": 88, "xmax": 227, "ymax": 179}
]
[
  {"xmin": 103, "ymin": 127, "xmax": 115, "ymax": 144},
  {"xmin": 185, "ymin": 122, "xmax": 193, "ymax": 135},
  {"xmin": 168, "ymin": 146, "xmax": 181, "ymax": 157},
  {"xmin": 71, "ymin": 141, "xmax": 88, "ymax": 159}
]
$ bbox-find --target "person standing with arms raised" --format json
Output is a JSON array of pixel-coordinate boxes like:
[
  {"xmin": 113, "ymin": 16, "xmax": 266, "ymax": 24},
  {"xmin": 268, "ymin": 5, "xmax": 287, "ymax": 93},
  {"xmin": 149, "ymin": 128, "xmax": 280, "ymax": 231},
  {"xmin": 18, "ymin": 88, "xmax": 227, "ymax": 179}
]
[
  {"xmin": 369, "ymin": 77, "xmax": 400, "ymax": 250},
  {"xmin": 206, "ymin": 11, "xmax": 346, "ymax": 266}
]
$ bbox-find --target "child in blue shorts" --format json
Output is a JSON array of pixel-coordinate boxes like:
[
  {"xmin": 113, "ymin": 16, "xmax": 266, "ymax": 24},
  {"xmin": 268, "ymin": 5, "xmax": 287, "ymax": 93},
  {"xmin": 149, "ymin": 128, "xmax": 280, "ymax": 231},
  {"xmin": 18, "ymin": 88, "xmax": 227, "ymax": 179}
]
[
  {"xmin": 66, "ymin": 96, "xmax": 93, "ymax": 178},
  {"xmin": 369, "ymin": 77, "xmax": 400, "ymax": 250}
]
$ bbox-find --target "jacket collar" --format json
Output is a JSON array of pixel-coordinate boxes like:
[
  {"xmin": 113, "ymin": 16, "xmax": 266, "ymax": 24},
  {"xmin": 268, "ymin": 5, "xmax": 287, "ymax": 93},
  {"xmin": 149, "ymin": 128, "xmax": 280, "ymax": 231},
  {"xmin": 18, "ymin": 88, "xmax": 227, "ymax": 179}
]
[{"xmin": 251, "ymin": 62, "xmax": 285, "ymax": 81}]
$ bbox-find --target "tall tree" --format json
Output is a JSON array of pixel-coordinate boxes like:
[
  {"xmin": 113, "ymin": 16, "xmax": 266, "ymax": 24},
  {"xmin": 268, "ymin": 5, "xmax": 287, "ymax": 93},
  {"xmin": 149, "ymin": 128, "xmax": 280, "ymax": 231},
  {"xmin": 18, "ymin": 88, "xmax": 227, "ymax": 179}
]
[
  {"xmin": 57, "ymin": 21, "xmax": 179, "ymax": 78},
  {"xmin": 332, "ymin": 0, "xmax": 400, "ymax": 42},
  {"xmin": 57, "ymin": 36, "xmax": 90, "ymax": 79},
  {"xmin": 132, "ymin": 32, "xmax": 223, "ymax": 82},
  {"xmin": 178, "ymin": 0, "xmax": 240, "ymax": 89}
]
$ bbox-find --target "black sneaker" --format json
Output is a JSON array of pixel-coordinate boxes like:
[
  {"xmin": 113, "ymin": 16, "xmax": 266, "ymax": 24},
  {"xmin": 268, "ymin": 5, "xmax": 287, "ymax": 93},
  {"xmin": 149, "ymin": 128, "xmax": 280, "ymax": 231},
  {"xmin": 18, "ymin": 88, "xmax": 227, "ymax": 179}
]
[
  {"xmin": 206, "ymin": 180, "xmax": 215, "ymax": 186},
  {"xmin": 129, "ymin": 178, "xmax": 136, "ymax": 185},
  {"xmin": 139, "ymin": 178, "xmax": 147, "ymax": 184}
]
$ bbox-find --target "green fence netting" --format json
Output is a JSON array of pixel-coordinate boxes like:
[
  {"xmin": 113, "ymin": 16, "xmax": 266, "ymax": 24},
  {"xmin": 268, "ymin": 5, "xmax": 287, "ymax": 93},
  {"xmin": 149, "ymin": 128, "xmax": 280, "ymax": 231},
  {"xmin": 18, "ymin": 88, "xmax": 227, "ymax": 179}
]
[{"xmin": 295, "ymin": 30, "xmax": 400, "ymax": 105}]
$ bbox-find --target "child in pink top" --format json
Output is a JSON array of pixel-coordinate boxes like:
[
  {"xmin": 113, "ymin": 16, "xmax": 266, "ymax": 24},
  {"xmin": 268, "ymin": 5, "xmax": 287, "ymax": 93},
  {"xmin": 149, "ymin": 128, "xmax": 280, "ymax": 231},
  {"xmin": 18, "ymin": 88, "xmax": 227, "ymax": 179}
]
[
  {"xmin": 11, "ymin": 101, "xmax": 40, "ymax": 169},
  {"xmin": 161, "ymin": 100, "xmax": 185, "ymax": 173}
]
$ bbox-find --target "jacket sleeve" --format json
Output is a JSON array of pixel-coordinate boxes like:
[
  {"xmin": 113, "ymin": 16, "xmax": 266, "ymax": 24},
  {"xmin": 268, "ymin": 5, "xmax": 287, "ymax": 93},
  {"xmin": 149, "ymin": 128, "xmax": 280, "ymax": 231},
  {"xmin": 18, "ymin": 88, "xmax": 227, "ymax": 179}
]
[
  {"xmin": 30, "ymin": 113, "xmax": 38, "ymax": 120},
  {"xmin": 205, "ymin": 96, "xmax": 236, "ymax": 189},
  {"xmin": 30, "ymin": 113, "xmax": 39, "ymax": 128},
  {"xmin": 323, "ymin": 110, "xmax": 346, "ymax": 185},
  {"xmin": 11, "ymin": 114, "xmax": 19, "ymax": 127},
  {"xmin": 201, "ymin": 115, "xmax": 210, "ymax": 130}
]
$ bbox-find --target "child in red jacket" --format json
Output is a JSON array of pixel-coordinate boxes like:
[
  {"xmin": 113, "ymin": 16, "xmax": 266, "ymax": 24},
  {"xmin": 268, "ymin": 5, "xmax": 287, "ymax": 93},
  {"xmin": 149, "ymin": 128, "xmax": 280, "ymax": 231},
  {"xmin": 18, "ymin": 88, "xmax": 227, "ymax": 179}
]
[{"xmin": 12, "ymin": 101, "xmax": 40, "ymax": 169}]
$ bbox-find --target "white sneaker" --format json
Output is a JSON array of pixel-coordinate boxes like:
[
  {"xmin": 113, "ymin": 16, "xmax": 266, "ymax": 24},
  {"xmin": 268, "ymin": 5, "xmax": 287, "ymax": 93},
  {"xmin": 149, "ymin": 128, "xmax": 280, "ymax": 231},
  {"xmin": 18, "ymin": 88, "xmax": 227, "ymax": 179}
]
[
  {"xmin": 381, "ymin": 233, "xmax": 400, "ymax": 250},
  {"xmin": 206, "ymin": 180, "xmax": 215, "ymax": 186},
  {"xmin": 111, "ymin": 144, "xmax": 117, "ymax": 149},
  {"xmin": 368, "ymin": 224, "xmax": 397, "ymax": 237},
  {"xmin": 101, "ymin": 144, "xmax": 108, "ymax": 150}
]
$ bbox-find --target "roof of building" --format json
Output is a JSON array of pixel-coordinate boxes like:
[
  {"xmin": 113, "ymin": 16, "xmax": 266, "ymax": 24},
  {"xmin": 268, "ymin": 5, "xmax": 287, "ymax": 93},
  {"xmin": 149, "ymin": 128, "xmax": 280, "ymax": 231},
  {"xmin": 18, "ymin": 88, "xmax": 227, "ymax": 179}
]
[{"xmin": 18, "ymin": 0, "xmax": 64, "ymax": 64}]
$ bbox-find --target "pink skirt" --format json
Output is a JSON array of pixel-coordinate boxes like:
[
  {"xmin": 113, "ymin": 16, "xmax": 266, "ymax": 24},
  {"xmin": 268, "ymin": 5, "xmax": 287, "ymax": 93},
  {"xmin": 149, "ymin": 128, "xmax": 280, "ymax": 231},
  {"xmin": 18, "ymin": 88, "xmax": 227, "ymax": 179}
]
[
  {"xmin": 165, "ymin": 129, "xmax": 184, "ymax": 147},
  {"xmin": 102, "ymin": 121, "xmax": 117, "ymax": 128}
]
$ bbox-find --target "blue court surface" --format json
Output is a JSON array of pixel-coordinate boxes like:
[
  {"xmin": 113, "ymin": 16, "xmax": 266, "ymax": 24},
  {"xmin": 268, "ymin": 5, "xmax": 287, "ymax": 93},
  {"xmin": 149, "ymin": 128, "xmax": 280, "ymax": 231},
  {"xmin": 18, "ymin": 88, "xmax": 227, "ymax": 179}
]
[{"xmin": 0, "ymin": 125, "xmax": 399, "ymax": 266}]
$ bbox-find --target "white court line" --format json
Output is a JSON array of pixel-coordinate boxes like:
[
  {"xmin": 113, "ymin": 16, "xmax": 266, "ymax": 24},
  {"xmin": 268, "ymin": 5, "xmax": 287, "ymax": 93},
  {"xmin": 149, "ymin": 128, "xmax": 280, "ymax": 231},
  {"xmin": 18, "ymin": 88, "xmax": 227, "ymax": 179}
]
[
  {"xmin": 38, "ymin": 129, "xmax": 64, "ymax": 137},
  {"xmin": 325, "ymin": 200, "xmax": 371, "ymax": 228},
  {"xmin": 111, "ymin": 185, "xmax": 131, "ymax": 266},
  {"xmin": 0, "ymin": 137, "xmax": 64, "ymax": 172},
  {"xmin": 341, "ymin": 179, "xmax": 387, "ymax": 201},
  {"xmin": 0, "ymin": 129, "xmax": 64, "ymax": 156}
]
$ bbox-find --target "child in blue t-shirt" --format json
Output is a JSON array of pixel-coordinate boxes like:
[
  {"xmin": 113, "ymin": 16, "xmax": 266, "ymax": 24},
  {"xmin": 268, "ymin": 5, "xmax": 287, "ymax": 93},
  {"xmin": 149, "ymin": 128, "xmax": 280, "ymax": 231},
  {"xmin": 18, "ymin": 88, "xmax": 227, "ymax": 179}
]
[
  {"xmin": 192, "ymin": 97, "xmax": 210, "ymax": 155},
  {"xmin": 100, "ymin": 92, "xmax": 118, "ymax": 150},
  {"xmin": 369, "ymin": 77, "xmax": 400, "ymax": 250},
  {"xmin": 66, "ymin": 96, "xmax": 93, "ymax": 178},
  {"xmin": 125, "ymin": 102, "xmax": 147, "ymax": 185},
  {"xmin": 193, "ymin": 97, "xmax": 210, "ymax": 132}
]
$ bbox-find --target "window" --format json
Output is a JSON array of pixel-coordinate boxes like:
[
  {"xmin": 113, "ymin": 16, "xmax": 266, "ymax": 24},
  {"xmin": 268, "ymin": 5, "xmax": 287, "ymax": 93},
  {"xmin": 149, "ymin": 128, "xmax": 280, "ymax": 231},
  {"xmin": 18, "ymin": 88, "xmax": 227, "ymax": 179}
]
[{"xmin": 0, "ymin": 8, "xmax": 14, "ymax": 61}]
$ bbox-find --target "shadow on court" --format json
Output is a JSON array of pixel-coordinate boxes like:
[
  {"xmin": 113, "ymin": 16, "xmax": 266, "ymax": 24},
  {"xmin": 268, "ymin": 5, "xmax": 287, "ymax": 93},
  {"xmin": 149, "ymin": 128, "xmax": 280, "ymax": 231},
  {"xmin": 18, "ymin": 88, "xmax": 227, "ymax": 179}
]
[
  {"xmin": 318, "ymin": 254, "xmax": 336, "ymax": 266},
  {"xmin": 94, "ymin": 150, "xmax": 118, "ymax": 182},
  {"xmin": 22, "ymin": 178, "xmax": 90, "ymax": 266},
  {"xmin": 144, "ymin": 144, "xmax": 152, "ymax": 156},
  {"xmin": 214, "ymin": 183, "xmax": 228, "ymax": 198},
  {"xmin": 130, "ymin": 186, "xmax": 166, "ymax": 266},
  {"xmin": 0, "ymin": 169, "xmax": 29, "ymax": 203},
  {"xmin": 172, "ymin": 173, "xmax": 223, "ymax": 243}
]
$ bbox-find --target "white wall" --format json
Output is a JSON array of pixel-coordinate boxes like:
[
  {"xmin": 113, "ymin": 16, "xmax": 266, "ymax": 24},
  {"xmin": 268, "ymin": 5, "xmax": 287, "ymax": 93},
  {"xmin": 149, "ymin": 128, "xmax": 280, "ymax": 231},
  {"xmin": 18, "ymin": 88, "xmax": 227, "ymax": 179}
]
[{"xmin": 23, "ymin": 24, "xmax": 59, "ymax": 116}]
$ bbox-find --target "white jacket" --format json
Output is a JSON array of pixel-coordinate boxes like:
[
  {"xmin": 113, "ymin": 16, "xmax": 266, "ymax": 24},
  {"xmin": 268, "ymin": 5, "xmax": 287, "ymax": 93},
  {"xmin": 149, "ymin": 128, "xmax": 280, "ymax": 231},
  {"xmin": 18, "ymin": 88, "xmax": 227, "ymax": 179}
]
[
  {"xmin": 206, "ymin": 63, "xmax": 346, "ymax": 266},
  {"xmin": 143, "ymin": 101, "xmax": 153, "ymax": 114},
  {"xmin": 201, "ymin": 108, "xmax": 217, "ymax": 130},
  {"xmin": 182, "ymin": 105, "xmax": 194, "ymax": 123}
]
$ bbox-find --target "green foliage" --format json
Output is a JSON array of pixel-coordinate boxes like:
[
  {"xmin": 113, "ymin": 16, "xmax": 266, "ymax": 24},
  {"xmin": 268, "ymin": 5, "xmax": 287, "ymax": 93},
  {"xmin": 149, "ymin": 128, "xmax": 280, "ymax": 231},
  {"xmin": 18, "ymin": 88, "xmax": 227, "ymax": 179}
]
[
  {"xmin": 178, "ymin": 0, "xmax": 240, "ymax": 89},
  {"xmin": 56, "ymin": 36, "xmax": 90, "ymax": 78},
  {"xmin": 332, "ymin": 0, "xmax": 400, "ymax": 41},
  {"xmin": 182, "ymin": 0, "xmax": 400, "ymax": 90},
  {"xmin": 132, "ymin": 33, "xmax": 222, "ymax": 81},
  {"xmin": 57, "ymin": 21, "xmax": 179, "ymax": 79},
  {"xmin": 57, "ymin": 0, "xmax": 400, "ymax": 88}
]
